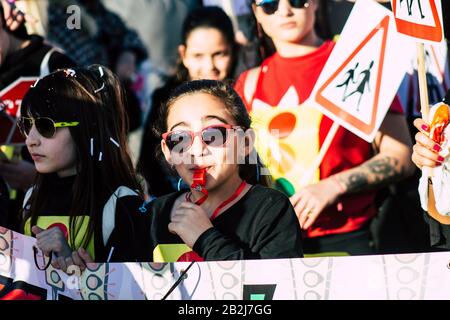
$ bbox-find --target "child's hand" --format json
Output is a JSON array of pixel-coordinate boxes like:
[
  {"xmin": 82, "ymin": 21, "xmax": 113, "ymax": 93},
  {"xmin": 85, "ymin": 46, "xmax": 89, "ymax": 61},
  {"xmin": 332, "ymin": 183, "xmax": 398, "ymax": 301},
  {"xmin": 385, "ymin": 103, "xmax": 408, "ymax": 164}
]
[
  {"xmin": 32, "ymin": 226, "xmax": 72, "ymax": 259},
  {"xmin": 52, "ymin": 248, "xmax": 94, "ymax": 273},
  {"xmin": 1, "ymin": 0, "xmax": 38, "ymax": 31},
  {"xmin": 169, "ymin": 202, "xmax": 213, "ymax": 248},
  {"xmin": 412, "ymin": 118, "xmax": 445, "ymax": 169}
]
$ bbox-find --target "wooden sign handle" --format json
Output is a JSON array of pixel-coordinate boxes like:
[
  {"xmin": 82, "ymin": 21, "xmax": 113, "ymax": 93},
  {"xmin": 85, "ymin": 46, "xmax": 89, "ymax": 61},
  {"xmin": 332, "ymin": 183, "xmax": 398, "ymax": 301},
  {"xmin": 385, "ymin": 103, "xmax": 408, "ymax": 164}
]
[
  {"xmin": 416, "ymin": 42, "xmax": 434, "ymax": 178},
  {"xmin": 416, "ymin": 42, "xmax": 430, "ymax": 122},
  {"xmin": 299, "ymin": 122, "xmax": 340, "ymax": 186}
]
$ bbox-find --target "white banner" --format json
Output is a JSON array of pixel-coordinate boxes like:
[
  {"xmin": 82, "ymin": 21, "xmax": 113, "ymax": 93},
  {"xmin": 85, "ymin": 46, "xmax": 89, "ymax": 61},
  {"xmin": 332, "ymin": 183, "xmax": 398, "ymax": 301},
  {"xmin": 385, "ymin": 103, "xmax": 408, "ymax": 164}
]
[{"xmin": 1, "ymin": 227, "xmax": 450, "ymax": 300}]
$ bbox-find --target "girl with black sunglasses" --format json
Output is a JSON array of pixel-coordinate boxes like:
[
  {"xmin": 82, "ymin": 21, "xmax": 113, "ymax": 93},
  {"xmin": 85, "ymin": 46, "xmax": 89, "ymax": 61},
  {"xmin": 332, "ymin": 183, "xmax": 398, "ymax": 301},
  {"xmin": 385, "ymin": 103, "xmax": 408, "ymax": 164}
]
[
  {"xmin": 19, "ymin": 65, "xmax": 151, "ymax": 272},
  {"xmin": 234, "ymin": 0, "xmax": 415, "ymax": 255},
  {"xmin": 144, "ymin": 79, "xmax": 303, "ymax": 262}
]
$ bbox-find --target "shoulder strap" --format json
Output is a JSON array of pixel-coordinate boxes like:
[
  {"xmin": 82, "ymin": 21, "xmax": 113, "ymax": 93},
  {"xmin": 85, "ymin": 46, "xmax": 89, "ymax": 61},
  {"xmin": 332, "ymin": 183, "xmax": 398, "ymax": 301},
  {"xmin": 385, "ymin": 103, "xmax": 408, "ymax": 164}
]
[
  {"xmin": 40, "ymin": 48, "xmax": 58, "ymax": 77},
  {"xmin": 22, "ymin": 187, "xmax": 34, "ymax": 219},
  {"xmin": 102, "ymin": 186, "xmax": 138, "ymax": 246},
  {"xmin": 22, "ymin": 187, "xmax": 34, "ymax": 209},
  {"xmin": 244, "ymin": 66, "xmax": 261, "ymax": 107}
]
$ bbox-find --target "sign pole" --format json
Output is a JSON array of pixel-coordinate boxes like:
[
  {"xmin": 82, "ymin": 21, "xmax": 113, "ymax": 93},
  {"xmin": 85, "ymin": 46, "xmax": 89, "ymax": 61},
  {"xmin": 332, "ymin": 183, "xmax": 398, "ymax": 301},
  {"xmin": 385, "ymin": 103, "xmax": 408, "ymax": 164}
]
[
  {"xmin": 416, "ymin": 42, "xmax": 430, "ymax": 122},
  {"xmin": 299, "ymin": 122, "xmax": 340, "ymax": 186},
  {"xmin": 416, "ymin": 42, "xmax": 434, "ymax": 179}
]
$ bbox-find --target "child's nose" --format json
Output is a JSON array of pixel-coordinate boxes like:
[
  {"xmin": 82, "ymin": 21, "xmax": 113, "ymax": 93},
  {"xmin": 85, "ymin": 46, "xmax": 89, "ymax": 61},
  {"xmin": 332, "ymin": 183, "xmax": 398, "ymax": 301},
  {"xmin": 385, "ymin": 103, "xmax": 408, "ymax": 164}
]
[
  {"xmin": 204, "ymin": 56, "xmax": 215, "ymax": 71},
  {"xmin": 190, "ymin": 134, "xmax": 205, "ymax": 156},
  {"xmin": 277, "ymin": 0, "xmax": 294, "ymax": 16},
  {"xmin": 25, "ymin": 125, "xmax": 41, "ymax": 147}
]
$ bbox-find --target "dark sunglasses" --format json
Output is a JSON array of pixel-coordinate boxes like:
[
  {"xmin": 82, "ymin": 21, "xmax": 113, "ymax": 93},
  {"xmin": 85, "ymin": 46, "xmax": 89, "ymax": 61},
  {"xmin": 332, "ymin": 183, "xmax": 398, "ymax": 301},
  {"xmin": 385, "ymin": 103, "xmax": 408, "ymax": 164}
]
[
  {"xmin": 256, "ymin": 0, "xmax": 309, "ymax": 15},
  {"xmin": 162, "ymin": 124, "xmax": 241, "ymax": 153},
  {"xmin": 17, "ymin": 116, "xmax": 79, "ymax": 139}
]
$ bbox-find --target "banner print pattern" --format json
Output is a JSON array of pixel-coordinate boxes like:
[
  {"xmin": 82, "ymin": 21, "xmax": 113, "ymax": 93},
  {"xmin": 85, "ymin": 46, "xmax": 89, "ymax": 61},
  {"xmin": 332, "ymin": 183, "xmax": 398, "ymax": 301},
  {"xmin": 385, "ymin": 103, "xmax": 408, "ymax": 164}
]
[{"xmin": 1, "ymin": 227, "xmax": 450, "ymax": 300}]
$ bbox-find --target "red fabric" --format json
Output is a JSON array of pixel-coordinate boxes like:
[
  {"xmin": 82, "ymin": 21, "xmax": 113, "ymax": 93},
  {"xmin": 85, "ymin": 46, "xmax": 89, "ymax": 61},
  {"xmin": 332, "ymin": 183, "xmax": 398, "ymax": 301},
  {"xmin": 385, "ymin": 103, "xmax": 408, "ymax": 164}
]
[
  {"xmin": 177, "ymin": 251, "xmax": 204, "ymax": 262},
  {"xmin": 235, "ymin": 41, "xmax": 402, "ymax": 238}
]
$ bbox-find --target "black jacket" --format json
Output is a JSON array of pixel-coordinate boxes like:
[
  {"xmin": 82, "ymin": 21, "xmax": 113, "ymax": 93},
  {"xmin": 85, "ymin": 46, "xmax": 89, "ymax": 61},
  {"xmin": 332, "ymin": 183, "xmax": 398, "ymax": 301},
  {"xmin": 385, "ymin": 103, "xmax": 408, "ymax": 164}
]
[
  {"xmin": 0, "ymin": 35, "xmax": 75, "ymax": 89},
  {"xmin": 147, "ymin": 184, "xmax": 303, "ymax": 262},
  {"xmin": 23, "ymin": 174, "xmax": 151, "ymax": 262}
]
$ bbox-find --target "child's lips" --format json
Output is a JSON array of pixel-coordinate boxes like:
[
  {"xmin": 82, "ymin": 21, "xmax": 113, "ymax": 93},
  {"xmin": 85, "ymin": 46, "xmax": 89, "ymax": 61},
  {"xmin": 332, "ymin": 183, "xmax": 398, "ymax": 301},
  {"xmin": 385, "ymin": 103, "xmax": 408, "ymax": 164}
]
[
  {"xmin": 279, "ymin": 21, "xmax": 297, "ymax": 29},
  {"xmin": 31, "ymin": 153, "xmax": 45, "ymax": 161},
  {"xmin": 189, "ymin": 166, "xmax": 211, "ymax": 171}
]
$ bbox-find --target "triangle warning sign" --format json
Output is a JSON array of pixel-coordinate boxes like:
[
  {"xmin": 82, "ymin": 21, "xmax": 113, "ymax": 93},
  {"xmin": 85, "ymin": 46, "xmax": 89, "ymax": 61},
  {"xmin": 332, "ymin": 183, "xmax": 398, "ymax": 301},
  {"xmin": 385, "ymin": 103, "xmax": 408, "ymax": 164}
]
[
  {"xmin": 315, "ymin": 15, "xmax": 389, "ymax": 136},
  {"xmin": 392, "ymin": 0, "xmax": 443, "ymax": 42}
]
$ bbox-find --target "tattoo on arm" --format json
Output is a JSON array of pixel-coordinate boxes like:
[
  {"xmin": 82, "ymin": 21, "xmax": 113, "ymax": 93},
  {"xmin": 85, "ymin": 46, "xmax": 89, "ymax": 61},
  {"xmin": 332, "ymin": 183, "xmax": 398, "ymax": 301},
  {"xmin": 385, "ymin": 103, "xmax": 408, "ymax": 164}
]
[{"xmin": 338, "ymin": 155, "xmax": 405, "ymax": 194}]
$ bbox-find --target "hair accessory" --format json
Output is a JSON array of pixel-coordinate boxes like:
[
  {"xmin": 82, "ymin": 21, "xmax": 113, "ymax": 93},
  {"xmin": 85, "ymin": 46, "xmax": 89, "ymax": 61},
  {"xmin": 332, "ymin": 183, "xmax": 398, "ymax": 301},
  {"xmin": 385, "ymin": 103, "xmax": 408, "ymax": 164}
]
[
  {"xmin": 94, "ymin": 83, "xmax": 105, "ymax": 93},
  {"xmin": 93, "ymin": 67, "xmax": 106, "ymax": 93},
  {"xmin": 63, "ymin": 69, "xmax": 76, "ymax": 77},
  {"xmin": 109, "ymin": 137, "xmax": 120, "ymax": 148},
  {"xmin": 90, "ymin": 138, "xmax": 94, "ymax": 157}
]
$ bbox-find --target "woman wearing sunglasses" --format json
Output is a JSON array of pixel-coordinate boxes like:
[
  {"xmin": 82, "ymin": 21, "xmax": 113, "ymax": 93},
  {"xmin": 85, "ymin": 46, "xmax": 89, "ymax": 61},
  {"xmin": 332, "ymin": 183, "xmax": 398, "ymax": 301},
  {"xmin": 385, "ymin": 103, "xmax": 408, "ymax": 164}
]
[
  {"xmin": 234, "ymin": 0, "xmax": 415, "ymax": 255},
  {"xmin": 18, "ymin": 65, "xmax": 151, "ymax": 272},
  {"xmin": 145, "ymin": 79, "xmax": 303, "ymax": 262}
]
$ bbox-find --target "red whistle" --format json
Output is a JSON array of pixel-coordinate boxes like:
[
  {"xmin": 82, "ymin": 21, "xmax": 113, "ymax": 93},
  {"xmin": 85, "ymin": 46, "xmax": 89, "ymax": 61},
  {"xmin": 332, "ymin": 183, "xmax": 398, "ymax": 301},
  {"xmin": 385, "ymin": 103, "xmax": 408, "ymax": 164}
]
[
  {"xmin": 192, "ymin": 169, "xmax": 206, "ymax": 190},
  {"xmin": 189, "ymin": 168, "xmax": 208, "ymax": 205}
]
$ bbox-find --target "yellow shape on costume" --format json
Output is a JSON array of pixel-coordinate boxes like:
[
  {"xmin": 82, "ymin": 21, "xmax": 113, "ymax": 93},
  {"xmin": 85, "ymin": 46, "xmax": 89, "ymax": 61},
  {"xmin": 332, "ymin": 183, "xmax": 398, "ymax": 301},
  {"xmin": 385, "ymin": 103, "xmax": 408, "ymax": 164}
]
[
  {"xmin": 250, "ymin": 86, "xmax": 323, "ymax": 194},
  {"xmin": 0, "ymin": 145, "xmax": 13, "ymax": 158},
  {"xmin": 153, "ymin": 244, "xmax": 191, "ymax": 263},
  {"xmin": 24, "ymin": 215, "xmax": 95, "ymax": 260},
  {"xmin": 0, "ymin": 145, "xmax": 17, "ymax": 200}
]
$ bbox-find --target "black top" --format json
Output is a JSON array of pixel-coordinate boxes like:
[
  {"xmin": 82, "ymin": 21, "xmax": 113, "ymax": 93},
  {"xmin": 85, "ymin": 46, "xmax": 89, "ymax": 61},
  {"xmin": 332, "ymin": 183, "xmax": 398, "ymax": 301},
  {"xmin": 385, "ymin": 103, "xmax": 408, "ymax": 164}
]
[
  {"xmin": 0, "ymin": 35, "xmax": 75, "ymax": 89},
  {"xmin": 24, "ymin": 174, "xmax": 151, "ymax": 262},
  {"xmin": 147, "ymin": 184, "xmax": 303, "ymax": 261}
]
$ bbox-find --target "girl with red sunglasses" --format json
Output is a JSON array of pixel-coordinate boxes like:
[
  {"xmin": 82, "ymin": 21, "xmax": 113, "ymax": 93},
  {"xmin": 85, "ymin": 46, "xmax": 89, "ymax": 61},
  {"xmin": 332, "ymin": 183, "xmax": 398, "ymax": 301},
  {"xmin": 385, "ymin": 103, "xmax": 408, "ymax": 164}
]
[
  {"xmin": 234, "ymin": 0, "xmax": 415, "ymax": 255},
  {"xmin": 145, "ymin": 79, "xmax": 303, "ymax": 262},
  {"xmin": 138, "ymin": 6, "xmax": 239, "ymax": 198}
]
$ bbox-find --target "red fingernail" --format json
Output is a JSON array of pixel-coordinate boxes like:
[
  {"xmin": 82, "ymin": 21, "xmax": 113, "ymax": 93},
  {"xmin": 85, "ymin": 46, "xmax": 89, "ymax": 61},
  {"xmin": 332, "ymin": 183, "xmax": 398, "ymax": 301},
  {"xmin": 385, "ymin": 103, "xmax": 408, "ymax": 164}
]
[
  {"xmin": 421, "ymin": 124, "xmax": 429, "ymax": 131},
  {"xmin": 433, "ymin": 145, "xmax": 441, "ymax": 152},
  {"xmin": 438, "ymin": 156, "xmax": 445, "ymax": 162}
]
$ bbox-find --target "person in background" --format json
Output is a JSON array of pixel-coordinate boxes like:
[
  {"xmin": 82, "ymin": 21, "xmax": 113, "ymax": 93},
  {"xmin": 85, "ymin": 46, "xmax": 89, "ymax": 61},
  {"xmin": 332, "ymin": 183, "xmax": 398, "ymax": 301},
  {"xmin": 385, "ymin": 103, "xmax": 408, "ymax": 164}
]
[
  {"xmin": 46, "ymin": 0, "xmax": 148, "ymax": 135},
  {"xmin": 235, "ymin": 0, "xmax": 415, "ymax": 255},
  {"xmin": 412, "ymin": 92, "xmax": 450, "ymax": 250}
]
